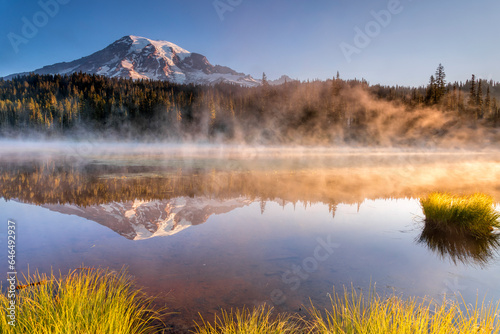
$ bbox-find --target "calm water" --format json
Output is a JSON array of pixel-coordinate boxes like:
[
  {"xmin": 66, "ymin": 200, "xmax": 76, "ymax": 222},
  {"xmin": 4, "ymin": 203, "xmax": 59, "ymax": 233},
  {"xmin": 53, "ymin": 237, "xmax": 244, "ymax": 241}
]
[{"xmin": 1, "ymin": 144, "xmax": 500, "ymax": 332}]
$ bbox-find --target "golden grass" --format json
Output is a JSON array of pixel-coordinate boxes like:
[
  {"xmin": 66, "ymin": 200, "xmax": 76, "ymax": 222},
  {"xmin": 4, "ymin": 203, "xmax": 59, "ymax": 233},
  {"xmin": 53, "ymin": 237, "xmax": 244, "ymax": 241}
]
[
  {"xmin": 3, "ymin": 268, "xmax": 499, "ymax": 334},
  {"xmin": 308, "ymin": 287, "xmax": 500, "ymax": 334},
  {"xmin": 0, "ymin": 268, "xmax": 162, "ymax": 334},
  {"xmin": 194, "ymin": 305, "xmax": 304, "ymax": 334},
  {"xmin": 194, "ymin": 288, "xmax": 500, "ymax": 334},
  {"xmin": 420, "ymin": 192, "xmax": 500, "ymax": 238}
]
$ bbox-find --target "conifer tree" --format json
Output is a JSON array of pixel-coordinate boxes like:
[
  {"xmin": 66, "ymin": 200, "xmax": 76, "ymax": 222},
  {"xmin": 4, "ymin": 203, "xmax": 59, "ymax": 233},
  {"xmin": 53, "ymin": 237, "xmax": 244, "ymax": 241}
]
[
  {"xmin": 262, "ymin": 72, "xmax": 269, "ymax": 87},
  {"xmin": 434, "ymin": 63, "xmax": 446, "ymax": 102},
  {"xmin": 485, "ymin": 86, "xmax": 491, "ymax": 117},
  {"xmin": 477, "ymin": 80, "xmax": 483, "ymax": 118},
  {"xmin": 426, "ymin": 75, "xmax": 436, "ymax": 104},
  {"xmin": 468, "ymin": 74, "xmax": 476, "ymax": 114}
]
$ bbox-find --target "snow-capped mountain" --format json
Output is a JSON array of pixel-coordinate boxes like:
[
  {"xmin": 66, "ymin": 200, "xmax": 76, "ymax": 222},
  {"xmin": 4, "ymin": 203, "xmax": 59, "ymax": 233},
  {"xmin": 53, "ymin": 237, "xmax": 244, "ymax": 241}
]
[
  {"xmin": 4, "ymin": 35, "xmax": 266, "ymax": 87},
  {"xmin": 42, "ymin": 196, "xmax": 253, "ymax": 240}
]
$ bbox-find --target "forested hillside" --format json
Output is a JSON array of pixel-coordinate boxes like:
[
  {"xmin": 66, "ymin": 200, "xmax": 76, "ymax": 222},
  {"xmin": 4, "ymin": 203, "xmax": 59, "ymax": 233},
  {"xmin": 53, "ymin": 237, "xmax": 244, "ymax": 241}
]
[{"xmin": 1, "ymin": 65, "xmax": 499, "ymax": 146}]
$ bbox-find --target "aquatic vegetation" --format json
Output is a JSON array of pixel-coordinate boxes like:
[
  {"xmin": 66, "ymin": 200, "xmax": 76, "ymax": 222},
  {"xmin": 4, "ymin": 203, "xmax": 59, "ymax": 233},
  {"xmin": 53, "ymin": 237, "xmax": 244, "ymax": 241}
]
[
  {"xmin": 420, "ymin": 192, "xmax": 500, "ymax": 238},
  {"xmin": 307, "ymin": 287, "xmax": 500, "ymax": 334},
  {"xmin": 0, "ymin": 268, "xmax": 162, "ymax": 334}
]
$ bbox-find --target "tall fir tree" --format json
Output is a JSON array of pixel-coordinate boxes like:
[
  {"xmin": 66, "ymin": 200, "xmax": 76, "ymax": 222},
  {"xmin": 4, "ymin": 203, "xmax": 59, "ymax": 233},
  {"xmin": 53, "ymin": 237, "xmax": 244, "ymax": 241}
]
[
  {"xmin": 426, "ymin": 75, "xmax": 436, "ymax": 104},
  {"xmin": 476, "ymin": 79, "xmax": 483, "ymax": 118},
  {"xmin": 468, "ymin": 74, "xmax": 476, "ymax": 111},
  {"xmin": 485, "ymin": 86, "xmax": 491, "ymax": 117},
  {"xmin": 434, "ymin": 63, "xmax": 446, "ymax": 102}
]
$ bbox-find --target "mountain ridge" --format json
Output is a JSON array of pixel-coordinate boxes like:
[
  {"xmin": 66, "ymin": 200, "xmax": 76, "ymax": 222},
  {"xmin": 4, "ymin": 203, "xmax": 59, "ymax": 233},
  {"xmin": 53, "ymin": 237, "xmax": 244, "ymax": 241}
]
[{"xmin": 4, "ymin": 35, "xmax": 293, "ymax": 87}]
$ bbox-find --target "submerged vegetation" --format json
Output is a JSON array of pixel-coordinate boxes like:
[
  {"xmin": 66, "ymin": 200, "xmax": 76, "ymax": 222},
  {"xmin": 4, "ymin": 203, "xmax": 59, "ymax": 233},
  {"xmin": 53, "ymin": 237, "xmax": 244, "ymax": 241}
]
[
  {"xmin": 420, "ymin": 192, "xmax": 500, "ymax": 239},
  {"xmin": 0, "ymin": 268, "xmax": 162, "ymax": 334}
]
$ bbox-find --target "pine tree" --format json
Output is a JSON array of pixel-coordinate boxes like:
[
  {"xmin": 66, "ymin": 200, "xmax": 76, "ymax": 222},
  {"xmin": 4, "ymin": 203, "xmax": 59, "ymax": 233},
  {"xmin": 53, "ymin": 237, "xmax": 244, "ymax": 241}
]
[
  {"xmin": 469, "ymin": 74, "xmax": 476, "ymax": 104},
  {"xmin": 262, "ymin": 72, "xmax": 269, "ymax": 87},
  {"xmin": 494, "ymin": 98, "xmax": 500, "ymax": 125},
  {"xmin": 476, "ymin": 80, "xmax": 483, "ymax": 118},
  {"xmin": 469, "ymin": 74, "xmax": 476, "ymax": 108},
  {"xmin": 485, "ymin": 86, "xmax": 491, "ymax": 117},
  {"xmin": 426, "ymin": 75, "xmax": 436, "ymax": 104},
  {"xmin": 451, "ymin": 84, "xmax": 457, "ymax": 110},
  {"xmin": 434, "ymin": 63, "xmax": 446, "ymax": 102}
]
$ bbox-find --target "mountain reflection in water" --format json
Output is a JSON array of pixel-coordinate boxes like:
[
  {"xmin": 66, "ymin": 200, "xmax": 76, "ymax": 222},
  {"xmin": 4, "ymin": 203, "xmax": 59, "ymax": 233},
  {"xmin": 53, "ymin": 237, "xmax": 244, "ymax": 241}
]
[{"xmin": 42, "ymin": 197, "xmax": 253, "ymax": 240}]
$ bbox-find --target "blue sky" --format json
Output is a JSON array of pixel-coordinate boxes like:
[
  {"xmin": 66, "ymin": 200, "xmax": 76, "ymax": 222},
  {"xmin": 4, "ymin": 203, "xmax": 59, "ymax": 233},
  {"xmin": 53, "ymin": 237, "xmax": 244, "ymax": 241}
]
[{"xmin": 0, "ymin": 0, "xmax": 498, "ymax": 87}]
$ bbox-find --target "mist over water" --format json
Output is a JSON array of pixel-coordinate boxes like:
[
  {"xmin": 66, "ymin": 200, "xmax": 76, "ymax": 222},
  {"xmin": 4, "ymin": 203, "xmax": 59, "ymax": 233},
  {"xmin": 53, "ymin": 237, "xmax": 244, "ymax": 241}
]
[
  {"xmin": 2, "ymin": 140, "xmax": 500, "ymax": 204},
  {"xmin": 1, "ymin": 138, "xmax": 499, "ymax": 157}
]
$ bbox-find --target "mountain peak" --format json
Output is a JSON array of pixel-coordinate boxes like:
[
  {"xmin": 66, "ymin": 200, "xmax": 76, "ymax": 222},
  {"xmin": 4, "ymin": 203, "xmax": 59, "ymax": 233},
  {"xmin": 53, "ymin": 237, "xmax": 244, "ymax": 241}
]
[{"xmin": 4, "ymin": 36, "xmax": 262, "ymax": 86}]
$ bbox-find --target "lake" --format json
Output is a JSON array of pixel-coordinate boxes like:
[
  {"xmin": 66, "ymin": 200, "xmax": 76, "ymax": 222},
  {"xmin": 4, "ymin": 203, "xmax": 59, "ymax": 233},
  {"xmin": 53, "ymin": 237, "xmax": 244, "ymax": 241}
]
[{"xmin": 1, "ymin": 143, "xmax": 500, "ymax": 332}]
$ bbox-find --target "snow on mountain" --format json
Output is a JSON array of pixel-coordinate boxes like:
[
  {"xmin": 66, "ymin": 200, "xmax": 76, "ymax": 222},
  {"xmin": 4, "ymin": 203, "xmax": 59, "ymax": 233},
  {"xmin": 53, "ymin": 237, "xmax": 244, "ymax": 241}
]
[
  {"xmin": 4, "ymin": 35, "xmax": 271, "ymax": 87},
  {"xmin": 42, "ymin": 196, "xmax": 253, "ymax": 240}
]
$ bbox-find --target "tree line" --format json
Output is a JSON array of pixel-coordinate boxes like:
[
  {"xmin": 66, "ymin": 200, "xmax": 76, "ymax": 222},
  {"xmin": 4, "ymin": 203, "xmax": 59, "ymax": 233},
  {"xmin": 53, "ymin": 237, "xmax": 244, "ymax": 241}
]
[{"xmin": 0, "ymin": 66, "xmax": 499, "ymax": 145}]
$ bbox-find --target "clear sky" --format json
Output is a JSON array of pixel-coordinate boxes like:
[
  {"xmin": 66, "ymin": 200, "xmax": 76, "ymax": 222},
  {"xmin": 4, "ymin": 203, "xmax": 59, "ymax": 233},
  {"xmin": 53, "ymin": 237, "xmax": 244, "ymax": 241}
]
[{"xmin": 0, "ymin": 0, "xmax": 498, "ymax": 87}]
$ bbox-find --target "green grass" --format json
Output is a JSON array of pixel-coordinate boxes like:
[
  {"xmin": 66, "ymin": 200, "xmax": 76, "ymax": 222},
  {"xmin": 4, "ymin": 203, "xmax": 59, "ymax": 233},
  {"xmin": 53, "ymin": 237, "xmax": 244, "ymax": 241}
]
[
  {"xmin": 0, "ymin": 268, "xmax": 162, "ymax": 334},
  {"xmin": 420, "ymin": 192, "xmax": 500, "ymax": 238}
]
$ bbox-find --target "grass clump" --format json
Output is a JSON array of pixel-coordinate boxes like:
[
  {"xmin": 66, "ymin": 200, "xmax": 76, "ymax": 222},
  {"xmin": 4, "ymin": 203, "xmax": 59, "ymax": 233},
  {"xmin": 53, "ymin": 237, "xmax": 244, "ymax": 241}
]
[
  {"xmin": 0, "ymin": 268, "xmax": 162, "ymax": 334},
  {"xmin": 194, "ymin": 288, "xmax": 500, "ymax": 334},
  {"xmin": 420, "ymin": 192, "xmax": 500, "ymax": 238},
  {"xmin": 308, "ymin": 287, "xmax": 500, "ymax": 334},
  {"xmin": 194, "ymin": 305, "xmax": 304, "ymax": 334}
]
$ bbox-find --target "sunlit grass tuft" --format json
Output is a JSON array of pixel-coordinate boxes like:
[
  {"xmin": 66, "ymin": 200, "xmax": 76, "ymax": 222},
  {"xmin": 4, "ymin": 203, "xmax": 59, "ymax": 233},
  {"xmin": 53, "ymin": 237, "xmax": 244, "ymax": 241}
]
[
  {"xmin": 420, "ymin": 192, "xmax": 500, "ymax": 238},
  {"xmin": 307, "ymin": 287, "xmax": 500, "ymax": 334},
  {"xmin": 0, "ymin": 268, "xmax": 162, "ymax": 334},
  {"xmin": 194, "ymin": 305, "xmax": 304, "ymax": 334},
  {"xmin": 193, "ymin": 288, "xmax": 500, "ymax": 334}
]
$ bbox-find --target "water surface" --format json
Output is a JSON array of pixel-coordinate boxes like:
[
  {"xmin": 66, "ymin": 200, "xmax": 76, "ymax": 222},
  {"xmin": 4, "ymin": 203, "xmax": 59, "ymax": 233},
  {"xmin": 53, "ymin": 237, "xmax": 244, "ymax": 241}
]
[{"xmin": 1, "ymin": 146, "xmax": 500, "ymax": 332}]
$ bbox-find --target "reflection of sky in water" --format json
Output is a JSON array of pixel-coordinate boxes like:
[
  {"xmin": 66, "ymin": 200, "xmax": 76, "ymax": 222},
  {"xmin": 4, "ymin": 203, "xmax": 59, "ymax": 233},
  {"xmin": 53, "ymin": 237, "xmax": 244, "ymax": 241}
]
[{"xmin": 1, "ymin": 196, "xmax": 500, "ymax": 328}]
